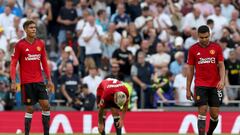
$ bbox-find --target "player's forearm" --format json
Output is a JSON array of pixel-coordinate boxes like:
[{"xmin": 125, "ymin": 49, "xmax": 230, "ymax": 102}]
[
  {"xmin": 10, "ymin": 59, "xmax": 17, "ymax": 82},
  {"xmin": 218, "ymin": 62, "xmax": 225, "ymax": 82},
  {"xmin": 186, "ymin": 65, "xmax": 194, "ymax": 91}
]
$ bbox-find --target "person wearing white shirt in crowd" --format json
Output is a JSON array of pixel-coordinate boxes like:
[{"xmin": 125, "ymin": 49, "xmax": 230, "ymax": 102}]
[
  {"xmin": 184, "ymin": 27, "xmax": 198, "ymax": 50},
  {"xmin": 5, "ymin": 16, "xmax": 23, "ymax": 41},
  {"xmin": 207, "ymin": 4, "xmax": 228, "ymax": 40},
  {"xmin": 81, "ymin": 15, "xmax": 104, "ymax": 68},
  {"xmin": 148, "ymin": 42, "xmax": 171, "ymax": 68},
  {"xmin": 134, "ymin": 6, "xmax": 152, "ymax": 30},
  {"xmin": 182, "ymin": 5, "xmax": 205, "ymax": 32},
  {"xmin": 221, "ymin": 0, "xmax": 235, "ymax": 22},
  {"xmin": 82, "ymin": 66, "xmax": 102, "ymax": 96},
  {"xmin": 194, "ymin": 0, "xmax": 215, "ymax": 16},
  {"xmin": 153, "ymin": 3, "xmax": 173, "ymax": 30},
  {"xmin": 76, "ymin": 10, "xmax": 89, "ymax": 48},
  {"xmin": 0, "ymin": 26, "xmax": 8, "ymax": 54},
  {"xmin": 173, "ymin": 64, "xmax": 194, "ymax": 106},
  {"xmin": 0, "ymin": 5, "xmax": 15, "ymax": 35}
]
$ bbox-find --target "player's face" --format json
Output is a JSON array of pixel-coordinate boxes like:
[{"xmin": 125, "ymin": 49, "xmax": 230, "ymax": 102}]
[
  {"xmin": 198, "ymin": 32, "xmax": 210, "ymax": 47},
  {"xmin": 25, "ymin": 23, "xmax": 37, "ymax": 38}
]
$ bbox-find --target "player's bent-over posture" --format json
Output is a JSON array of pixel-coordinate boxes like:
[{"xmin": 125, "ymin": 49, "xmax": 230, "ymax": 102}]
[
  {"xmin": 97, "ymin": 78, "xmax": 129, "ymax": 135},
  {"xmin": 186, "ymin": 25, "xmax": 225, "ymax": 135},
  {"xmin": 10, "ymin": 20, "xmax": 54, "ymax": 135}
]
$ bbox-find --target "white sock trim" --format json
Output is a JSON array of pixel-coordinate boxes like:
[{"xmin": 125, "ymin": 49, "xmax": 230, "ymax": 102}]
[
  {"xmin": 25, "ymin": 113, "xmax": 33, "ymax": 118},
  {"xmin": 198, "ymin": 115, "xmax": 206, "ymax": 120},
  {"xmin": 42, "ymin": 111, "xmax": 50, "ymax": 116},
  {"xmin": 210, "ymin": 116, "xmax": 218, "ymax": 122},
  {"xmin": 113, "ymin": 115, "xmax": 120, "ymax": 119}
]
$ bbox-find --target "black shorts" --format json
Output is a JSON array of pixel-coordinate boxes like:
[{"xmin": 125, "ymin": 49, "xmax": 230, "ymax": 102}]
[
  {"xmin": 194, "ymin": 86, "xmax": 223, "ymax": 107},
  {"xmin": 97, "ymin": 96, "xmax": 120, "ymax": 109},
  {"xmin": 21, "ymin": 82, "xmax": 49, "ymax": 105}
]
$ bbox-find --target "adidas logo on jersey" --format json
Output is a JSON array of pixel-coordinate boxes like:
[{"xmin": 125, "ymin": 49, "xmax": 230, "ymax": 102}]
[
  {"xmin": 26, "ymin": 48, "xmax": 29, "ymax": 52},
  {"xmin": 197, "ymin": 52, "xmax": 200, "ymax": 55}
]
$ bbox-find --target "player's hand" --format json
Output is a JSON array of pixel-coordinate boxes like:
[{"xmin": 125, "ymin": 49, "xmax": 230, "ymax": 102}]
[
  {"xmin": 186, "ymin": 90, "xmax": 193, "ymax": 101},
  {"xmin": 116, "ymin": 118, "xmax": 124, "ymax": 128},
  {"xmin": 216, "ymin": 80, "xmax": 224, "ymax": 90},
  {"xmin": 10, "ymin": 82, "xmax": 17, "ymax": 92},
  {"xmin": 98, "ymin": 123, "xmax": 104, "ymax": 133},
  {"xmin": 47, "ymin": 80, "xmax": 54, "ymax": 93}
]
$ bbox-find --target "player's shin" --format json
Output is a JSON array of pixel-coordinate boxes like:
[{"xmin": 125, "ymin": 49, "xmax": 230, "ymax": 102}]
[
  {"xmin": 113, "ymin": 116, "xmax": 121, "ymax": 135},
  {"xmin": 198, "ymin": 115, "xmax": 206, "ymax": 135},
  {"xmin": 207, "ymin": 116, "xmax": 218, "ymax": 135},
  {"xmin": 42, "ymin": 111, "xmax": 50, "ymax": 135},
  {"xmin": 24, "ymin": 113, "xmax": 33, "ymax": 135},
  {"xmin": 101, "ymin": 115, "xmax": 106, "ymax": 135}
]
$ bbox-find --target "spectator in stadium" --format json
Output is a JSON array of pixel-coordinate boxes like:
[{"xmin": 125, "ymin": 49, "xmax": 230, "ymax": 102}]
[
  {"xmin": 134, "ymin": 6, "xmax": 151, "ymax": 31},
  {"xmin": 170, "ymin": 51, "xmax": 185, "ymax": 76},
  {"xmin": 97, "ymin": 78, "xmax": 129, "ymax": 135},
  {"xmin": 207, "ymin": 4, "xmax": 228, "ymax": 40},
  {"xmin": 148, "ymin": 42, "xmax": 171, "ymax": 69},
  {"xmin": 0, "ymin": 26, "xmax": 8, "ymax": 53},
  {"xmin": 194, "ymin": 0, "xmax": 215, "ymax": 16},
  {"xmin": 184, "ymin": 27, "xmax": 198, "ymax": 50},
  {"xmin": 90, "ymin": 0, "xmax": 107, "ymax": 16},
  {"xmin": 218, "ymin": 37, "xmax": 231, "ymax": 59},
  {"xmin": 96, "ymin": 9, "xmax": 109, "ymax": 32},
  {"xmin": 224, "ymin": 50, "xmax": 240, "ymax": 100},
  {"xmin": 221, "ymin": 26, "xmax": 235, "ymax": 48},
  {"xmin": 105, "ymin": 62, "xmax": 124, "ymax": 81},
  {"xmin": 82, "ymin": 66, "xmax": 102, "ymax": 96},
  {"xmin": 82, "ymin": 15, "xmax": 104, "ymax": 68},
  {"xmin": 6, "ymin": 16, "xmax": 23, "ymax": 42},
  {"xmin": 167, "ymin": 0, "xmax": 183, "ymax": 31},
  {"xmin": 220, "ymin": 0, "xmax": 236, "ymax": 22},
  {"xmin": 186, "ymin": 25, "xmax": 225, "ymax": 135},
  {"xmin": 127, "ymin": 35, "xmax": 140, "ymax": 57},
  {"xmin": 73, "ymin": 83, "xmax": 96, "ymax": 111},
  {"xmin": 0, "ymin": 5, "xmax": 15, "ymax": 35},
  {"xmin": 60, "ymin": 62, "xmax": 81, "ymax": 106},
  {"xmin": 131, "ymin": 51, "xmax": 154, "ymax": 108},
  {"xmin": 57, "ymin": 0, "xmax": 78, "ymax": 47},
  {"xmin": 135, "ymin": 40, "xmax": 152, "ymax": 61},
  {"xmin": 112, "ymin": 37, "xmax": 133, "ymax": 78},
  {"xmin": 0, "ymin": 0, "xmax": 23, "ymax": 17},
  {"xmin": 76, "ymin": 0, "xmax": 94, "ymax": 17},
  {"xmin": 230, "ymin": 10, "xmax": 240, "ymax": 29},
  {"xmin": 173, "ymin": 64, "xmax": 194, "ymax": 106},
  {"xmin": 125, "ymin": 0, "xmax": 141, "ymax": 21},
  {"xmin": 112, "ymin": 3, "xmax": 131, "ymax": 34},
  {"xmin": 181, "ymin": 0, "xmax": 194, "ymax": 16},
  {"xmin": 127, "ymin": 23, "xmax": 142, "ymax": 48},
  {"xmin": 40, "ymin": 2, "xmax": 53, "ymax": 25}
]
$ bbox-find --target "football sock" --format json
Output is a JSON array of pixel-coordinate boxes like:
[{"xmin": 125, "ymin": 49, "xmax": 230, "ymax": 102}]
[
  {"xmin": 113, "ymin": 116, "xmax": 121, "ymax": 135},
  {"xmin": 24, "ymin": 113, "xmax": 32, "ymax": 135},
  {"xmin": 42, "ymin": 111, "xmax": 50, "ymax": 135},
  {"xmin": 207, "ymin": 117, "xmax": 218, "ymax": 135},
  {"xmin": 198, "ymin": 115, "xmax": 206, "ymax": 135}
]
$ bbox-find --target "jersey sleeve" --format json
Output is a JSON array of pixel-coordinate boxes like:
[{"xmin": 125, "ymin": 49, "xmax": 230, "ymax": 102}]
[
  {"xmin": 10, "ymin": 43, "xmax": 21, "ymax": 81},
  {"xmin": 187, "ymin": 47, "xmax": 195, "ymax": 65},
  {"xmin": 40, "ymin": 42, "xmax": 51, "ymax": 80},
  {"xmin": 96, "ymin": 81, "xmax": 104, "ymax": 98}
]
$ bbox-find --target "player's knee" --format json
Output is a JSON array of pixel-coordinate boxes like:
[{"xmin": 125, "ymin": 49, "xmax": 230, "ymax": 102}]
[
  {"xmin": 42, "ymin": 105, "xmax": 50, "ymax": 111},
  {"xmin": 26, "ymin": 106, "xmax": 34, "ymax": 113}
]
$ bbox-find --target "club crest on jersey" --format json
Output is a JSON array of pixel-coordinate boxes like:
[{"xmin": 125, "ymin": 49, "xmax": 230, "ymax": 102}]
[
  {"xmin": 210, "ymin": 49, "xmax": 215, "ymax": 55},
  {"xmin": 37, "ymin": 46, "xmax": 41, "ymax": 51}
]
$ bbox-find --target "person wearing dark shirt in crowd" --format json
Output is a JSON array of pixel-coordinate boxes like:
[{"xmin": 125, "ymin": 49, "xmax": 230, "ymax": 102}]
[
  {"xmin": 60, "ymin": 62, "xmax": 80, "ymax": 106},
  {"xmin": 105, "ymin": 62, "xmax": 124, "ymax": 81},
  {"xmin": 112, "ymin": 38, "xmax": 133, "ymax": 79},
  {"xmin": 224, "ymin": 50, "xmax": 240, "ymax": 100},
  {"xmin": 57, "ymin": 0, "xmax": 78, "ymax": 46},
  {"xmin": 73, "ymin": 84, "xmax": 96, "ymax": 111}
]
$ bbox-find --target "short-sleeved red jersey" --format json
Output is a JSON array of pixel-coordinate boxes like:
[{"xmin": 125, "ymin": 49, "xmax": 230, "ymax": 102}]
[
  {"xmin": 97, "ymin": 78, "xmax": 129, "ymax": 108},
  {"xmin": 10, "ymin": 39, "xmax": 51, "ymax": 84},
  {"xmin": 187, "ymin": 42, "xmax": 224, "ymax": 87}
]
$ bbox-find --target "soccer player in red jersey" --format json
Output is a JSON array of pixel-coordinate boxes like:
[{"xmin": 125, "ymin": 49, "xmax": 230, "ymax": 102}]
[
  {"xmin": 97, "ymin": 78, "xmax": 129, "ymax": 135},
  {"xmin": 186, "ymin": 25, "xmax": 225, "ymax": 135},
  {"xmin": 10, "ymin": 20, "xmax": 54, "ymax": 135}
]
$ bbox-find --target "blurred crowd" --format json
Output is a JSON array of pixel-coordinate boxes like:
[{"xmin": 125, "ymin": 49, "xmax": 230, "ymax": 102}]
[{"xmin": 0, "ymin": 0, "xmax": 240, "ymax": 111}]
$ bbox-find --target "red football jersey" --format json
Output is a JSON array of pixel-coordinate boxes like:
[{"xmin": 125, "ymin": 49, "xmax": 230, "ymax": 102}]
[
  {"xmin": 97, "ymin": 78, "xmax": 129, "ymax": 108},
  {"xmin": 187, "ymin": 42, "xmax": 224, "ymax": 87},
  {"xmin": 10, "ymin": 39, "xmax": 51, "ymax": 84}
]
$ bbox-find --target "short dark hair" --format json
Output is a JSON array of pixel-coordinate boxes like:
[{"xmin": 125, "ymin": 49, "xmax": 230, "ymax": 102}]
[
  {"xmin": 197, "ymin": 25, "xmax": 210, "ymax": 33},
  {"xmin": 207, "ymin": 19, "xmax": 214, "ymax": 25},
  {"xmin": 23, "ymin": 20, "xmax": 36, "ymax": 29}
]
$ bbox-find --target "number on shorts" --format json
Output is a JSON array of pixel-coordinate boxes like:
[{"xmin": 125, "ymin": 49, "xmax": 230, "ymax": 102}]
[{"xmin": 217, "ymin": 90, "xmax": 222, "ymax": 98}]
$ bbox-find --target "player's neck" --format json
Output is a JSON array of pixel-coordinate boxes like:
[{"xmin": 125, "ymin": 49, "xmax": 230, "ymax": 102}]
[
  {"xmin": 25, "ymin": 37, "xmax": 36, "ymax": 44},
  {"xmin": 199, "ymin": 42, "xmax": 210, "ymax": 48}
]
